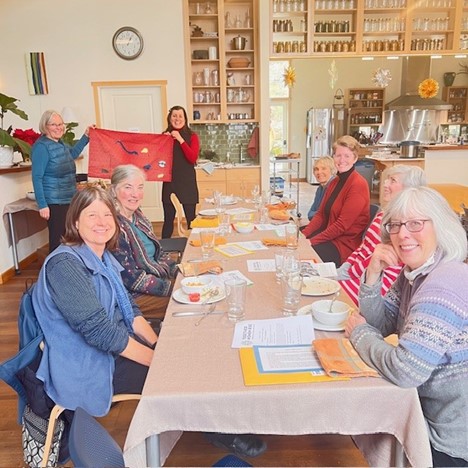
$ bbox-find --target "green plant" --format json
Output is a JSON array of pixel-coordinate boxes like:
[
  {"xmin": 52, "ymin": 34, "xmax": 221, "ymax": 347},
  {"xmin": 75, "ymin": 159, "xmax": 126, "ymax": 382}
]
[
  {"xmin": 61, "ymin": 122, "xmax": 79, "ymax": 146},
  {"xmin": 0, "ymin": 92, "xmax": 32, "ymax": 157}
]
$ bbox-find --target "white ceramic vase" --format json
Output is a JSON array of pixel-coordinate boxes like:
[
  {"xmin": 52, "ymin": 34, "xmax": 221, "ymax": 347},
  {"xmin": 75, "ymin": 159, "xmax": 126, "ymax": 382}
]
[{"xmin": 0, "ymin": 146, "xmax": 14, "ymax": 168}]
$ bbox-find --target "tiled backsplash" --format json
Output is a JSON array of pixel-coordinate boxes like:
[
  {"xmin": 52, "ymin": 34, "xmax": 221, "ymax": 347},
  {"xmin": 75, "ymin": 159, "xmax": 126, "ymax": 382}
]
[{"xmin": 191, "ymin": 122, "xmax": 259, "ymax": 163}]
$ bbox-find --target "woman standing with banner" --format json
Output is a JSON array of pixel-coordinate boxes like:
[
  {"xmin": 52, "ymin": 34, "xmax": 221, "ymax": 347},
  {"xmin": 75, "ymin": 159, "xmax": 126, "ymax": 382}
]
[{"xmin": 161, "ymin": 106, "xmax": 200, "ymax": 238}]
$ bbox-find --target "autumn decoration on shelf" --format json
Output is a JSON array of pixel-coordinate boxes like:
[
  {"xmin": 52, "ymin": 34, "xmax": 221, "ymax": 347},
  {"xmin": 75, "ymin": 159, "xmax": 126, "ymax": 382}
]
[
  {"xmin": 283, "ymin": 66, "xmax": 296, "ymax": 88},
  {"xmin": 418, "ymin": 78, "xmax": 439, "ymax": 99}
]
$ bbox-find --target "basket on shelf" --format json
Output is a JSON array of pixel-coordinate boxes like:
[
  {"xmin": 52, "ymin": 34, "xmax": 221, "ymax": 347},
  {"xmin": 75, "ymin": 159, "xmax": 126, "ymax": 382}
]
[{"xmin": 227, "ymin": 57, "xmax": 250, "ymax": 68}]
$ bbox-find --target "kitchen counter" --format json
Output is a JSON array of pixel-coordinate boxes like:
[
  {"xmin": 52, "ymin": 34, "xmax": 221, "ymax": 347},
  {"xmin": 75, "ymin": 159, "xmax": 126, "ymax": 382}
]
[{"xmin": 421, "ymin": 145, "xmax": 468, "ymax": 151}]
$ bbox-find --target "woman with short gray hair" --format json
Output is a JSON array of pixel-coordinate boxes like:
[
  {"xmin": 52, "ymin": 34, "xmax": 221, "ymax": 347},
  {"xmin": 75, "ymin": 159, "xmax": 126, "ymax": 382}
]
[
  {"xmin": 346, "ymin": 187, "xmax": 468, "ymax": 467},
  {"xmin": 306, "ymin": 156, "xmax": 336, "ymax": 221},
  {"xmin": 337, "ymin": 165, "xmax": 426, "ymax": 304}
]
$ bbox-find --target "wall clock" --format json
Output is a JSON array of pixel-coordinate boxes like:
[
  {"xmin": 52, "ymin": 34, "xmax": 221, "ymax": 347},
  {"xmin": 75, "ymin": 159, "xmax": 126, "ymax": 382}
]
[{"xmin": 112, "ymin": 26, "xmax": 144, "ymax": 60}]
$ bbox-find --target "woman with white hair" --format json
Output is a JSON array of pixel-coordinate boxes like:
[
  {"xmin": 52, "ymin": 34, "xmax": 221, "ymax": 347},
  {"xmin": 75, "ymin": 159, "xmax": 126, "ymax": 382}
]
[
  {"xmin": 346, "ymin": 187, "xmax": 468, "ymax": 467},
  {"xmin": 337, "ymin": 165, "xmax": 426, "ymax": 305},
  {"xmin": 307, "ymin": 156, "xmax": 336, "ymax": 220}
]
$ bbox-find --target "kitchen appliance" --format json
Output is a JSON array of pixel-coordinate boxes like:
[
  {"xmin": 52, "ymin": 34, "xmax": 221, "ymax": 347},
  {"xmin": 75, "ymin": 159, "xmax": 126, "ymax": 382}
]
[
  {"xmin": 305, "ymin": 107, "xmax": 347, "ymax": 183},
  {"xmin": 399, "ymin": 140, "xmax": 420, "ymax": 159}
]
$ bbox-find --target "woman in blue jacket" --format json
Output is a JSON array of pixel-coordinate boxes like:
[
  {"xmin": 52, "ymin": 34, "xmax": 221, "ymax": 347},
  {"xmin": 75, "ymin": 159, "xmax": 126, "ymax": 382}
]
[{"xmin": 32, "ymin": 110, "xmax": 93, "ymax": 252}]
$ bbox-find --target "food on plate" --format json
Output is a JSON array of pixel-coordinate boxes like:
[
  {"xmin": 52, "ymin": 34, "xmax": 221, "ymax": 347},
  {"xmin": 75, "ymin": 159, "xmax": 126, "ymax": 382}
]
[{"xmin": 188, "ymin": 293, "xmax": 201, "ymax": 302}]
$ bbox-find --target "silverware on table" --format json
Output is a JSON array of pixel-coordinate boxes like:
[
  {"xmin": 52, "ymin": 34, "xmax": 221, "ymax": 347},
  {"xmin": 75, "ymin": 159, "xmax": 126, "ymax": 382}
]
[
  {"xmin": 172, "ymin": 310, "xmax": 223, "ymax": 317},
  {"xmin": 195, "ymin": 303, "xmax": 217, "ymax": 326}
]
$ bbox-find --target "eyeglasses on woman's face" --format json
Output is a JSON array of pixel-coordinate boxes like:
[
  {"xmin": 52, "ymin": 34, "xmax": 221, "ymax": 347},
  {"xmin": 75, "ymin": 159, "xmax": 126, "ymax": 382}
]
[
  {"xmin": 47, "ymin": 123, "xmax": 64, "ymax": 128},
  {"xmin": 384, "ymin": 219, "xmax": 431, "ymax": 234}
]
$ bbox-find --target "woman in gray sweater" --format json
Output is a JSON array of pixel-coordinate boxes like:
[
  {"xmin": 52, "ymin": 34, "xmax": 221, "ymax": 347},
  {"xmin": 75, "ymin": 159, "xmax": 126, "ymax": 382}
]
[{"xmin": 346, "ymin": 187, "xmax": 467, "ymax": 467}]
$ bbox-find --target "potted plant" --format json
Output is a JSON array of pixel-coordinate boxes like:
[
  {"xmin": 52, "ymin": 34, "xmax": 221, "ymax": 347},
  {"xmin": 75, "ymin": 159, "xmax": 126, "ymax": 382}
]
[{"xmin": 0, "ymin": 92, "xmax": 33, "ymax": 166}]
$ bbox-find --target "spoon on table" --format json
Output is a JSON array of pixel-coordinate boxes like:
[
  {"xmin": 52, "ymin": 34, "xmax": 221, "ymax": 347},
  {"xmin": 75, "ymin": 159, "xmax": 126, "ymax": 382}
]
[{"xmin": 327, "ymin": 292, "xmax": 339, "ymax": 313}]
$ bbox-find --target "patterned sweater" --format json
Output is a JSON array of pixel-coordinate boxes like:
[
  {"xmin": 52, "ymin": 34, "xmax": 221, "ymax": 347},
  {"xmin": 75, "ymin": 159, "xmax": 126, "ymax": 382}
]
[
  {"xmin": 112, "ymin": 210, "xmax": 177, "ymax": 297},
  {"xmin": 351, "ymin": 251, "xmax": 468, "ymax": 460},
  {"xmin": 337, "ymin": 212, "xmax": 402, "ymax": 305}
]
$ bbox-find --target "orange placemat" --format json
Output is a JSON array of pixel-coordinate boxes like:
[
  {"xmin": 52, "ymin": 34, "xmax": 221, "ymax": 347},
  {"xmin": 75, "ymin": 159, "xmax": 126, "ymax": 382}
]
[
  {"xmin": 261, "ymin": 238, "xmax": 287, "ymax": 247},
  {"xmin": 189, "ymin": 237, "xmax": 227, "ymax": 247},
  {"xmin": 178, "ymin": 260, "xmax": 223, "ymax": 276}
]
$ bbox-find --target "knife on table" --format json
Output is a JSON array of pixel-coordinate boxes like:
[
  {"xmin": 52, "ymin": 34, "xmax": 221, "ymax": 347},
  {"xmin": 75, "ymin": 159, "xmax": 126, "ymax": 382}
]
[{"xmin": 172, "ymin": 310, "xmax": 224, "ymax": 317}]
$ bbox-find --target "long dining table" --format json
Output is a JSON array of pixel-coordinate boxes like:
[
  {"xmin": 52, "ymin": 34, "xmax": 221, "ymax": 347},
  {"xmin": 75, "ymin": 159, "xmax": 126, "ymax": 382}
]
[{"xmin": 123, "ymin": 210, "xmax": 432, "ymax": 467}]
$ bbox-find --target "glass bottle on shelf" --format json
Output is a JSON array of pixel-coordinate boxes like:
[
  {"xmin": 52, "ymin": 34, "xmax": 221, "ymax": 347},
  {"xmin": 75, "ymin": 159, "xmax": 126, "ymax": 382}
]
[{"xmin": 244, "ymin": 8, "xmax": 252, "ymax": 28}]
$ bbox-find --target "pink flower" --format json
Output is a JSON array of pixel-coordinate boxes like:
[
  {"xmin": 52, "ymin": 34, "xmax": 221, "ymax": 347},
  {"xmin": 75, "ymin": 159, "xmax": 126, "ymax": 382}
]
[{"xmin": 12, "ymin": 128, "xmax": 41, "ymax": 146}]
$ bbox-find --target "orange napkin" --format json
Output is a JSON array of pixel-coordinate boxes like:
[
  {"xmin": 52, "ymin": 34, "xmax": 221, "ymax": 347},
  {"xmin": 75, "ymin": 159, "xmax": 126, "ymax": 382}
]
[
  {"xmin": 313, "ymin": 338, "xmax": 380, "ymax": 378},
  {"xmin": 189, "ymin": 237, "xmax": 227, "ymax": 247},
  {"xmin": 261, "ymin": 238, "xmax": 287, "ymax": 247},
  {"xmin": 269, "ymin": 209, "xmax": 290, "ymax": 221},
  {"xmin": 190, "ymin": 217, "xmax": 219, "ymax": 228},
  {"xmin": 266, "ymin": 201, "xmax": 296, "ymax": 211},
  {"xmin": 178, "ymin": 260, "xmax": 223, "ymax": 276}
]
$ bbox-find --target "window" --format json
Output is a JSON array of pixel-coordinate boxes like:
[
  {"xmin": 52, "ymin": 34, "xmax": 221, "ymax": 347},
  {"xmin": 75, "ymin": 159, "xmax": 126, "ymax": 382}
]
[{"xmin": 269, "ymin": 61, "xmax": 289, "ymax": 156}]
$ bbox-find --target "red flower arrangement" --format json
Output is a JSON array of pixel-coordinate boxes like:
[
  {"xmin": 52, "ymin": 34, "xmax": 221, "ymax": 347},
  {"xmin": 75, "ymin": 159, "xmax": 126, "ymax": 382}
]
[{"xmin": 13, "ymin": 128, "xmax": 41, "ymax": 146}]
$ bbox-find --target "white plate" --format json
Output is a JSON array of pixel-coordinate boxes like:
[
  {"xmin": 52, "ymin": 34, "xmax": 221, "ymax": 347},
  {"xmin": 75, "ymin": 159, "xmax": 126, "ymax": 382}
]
[
  {"xmin": 199, "ymin": 209, "xmax": 218, "ymax": 217},
  {"xmin": 301, "ymin": 277, "xmax": 340, "ymax": 297},
  {"xmin": 297, "ymin": 305, "xmax": 345, "ymax": 331},
  {"xmin": 172, "ymin": 287, "xmax": 225, "ymax": 305},
  {"xmin": 221, "ymin": 197, "xmax": 237, "ymax": 205}
]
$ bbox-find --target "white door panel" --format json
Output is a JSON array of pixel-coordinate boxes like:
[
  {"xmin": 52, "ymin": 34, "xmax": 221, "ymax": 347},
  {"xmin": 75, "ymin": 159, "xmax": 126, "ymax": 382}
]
[{"xmin": 92, "ymin": 81, "xmax": 167, "ymax": 221}]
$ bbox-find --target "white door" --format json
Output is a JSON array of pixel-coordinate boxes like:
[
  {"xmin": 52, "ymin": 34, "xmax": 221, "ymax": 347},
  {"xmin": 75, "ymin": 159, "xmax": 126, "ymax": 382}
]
[{"xmin": 92, "ymin": 80, "xmax": 168, "ymax": 221}]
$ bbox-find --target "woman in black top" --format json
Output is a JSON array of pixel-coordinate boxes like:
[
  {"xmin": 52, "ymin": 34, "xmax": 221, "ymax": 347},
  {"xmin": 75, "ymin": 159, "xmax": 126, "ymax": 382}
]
[{"xmin": 161, "ymin": 106, "xmax": 199, "ymax": 238}]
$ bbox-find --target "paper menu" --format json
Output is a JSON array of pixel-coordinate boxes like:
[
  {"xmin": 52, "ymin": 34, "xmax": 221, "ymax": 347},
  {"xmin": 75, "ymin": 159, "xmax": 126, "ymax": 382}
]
[{"xmin": 231, "ymin": 315, "xmax": 315, "ymax": 348}]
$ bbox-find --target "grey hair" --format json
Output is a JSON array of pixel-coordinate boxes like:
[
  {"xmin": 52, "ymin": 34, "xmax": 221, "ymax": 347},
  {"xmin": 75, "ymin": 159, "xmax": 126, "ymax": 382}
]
[
  {"xmin": 313, "ymin": 156, "xmax": 337, "ymax": 176},
  {"xmin": 384, "ymin": 165, "xmax": 426, "ymax": 188},
  {"xmin": 38, "ymin": 110, "xmax": 62, "ymax": 134},
  {"xmin": 381, "ymin": 187, "xmax": 467, "ymax": 263},
  {"xmin": 109, "ymin": 164, "xmax": 146, "ymax": 211}
]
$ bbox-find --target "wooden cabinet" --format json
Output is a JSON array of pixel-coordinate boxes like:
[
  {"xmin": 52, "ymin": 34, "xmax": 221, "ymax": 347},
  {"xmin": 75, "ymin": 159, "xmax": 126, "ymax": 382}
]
[
  {"xmin": 443, "ymin": 86, "xmax": 468, "ymax": 123},
  {"xmin": 196, "ymin": 166, "xmax": 260, "ymax": 199},
  {"xmin": 183, "ymin": 0, "xmax": 258, "ymax": 124},
  {"xmin": 347, "ymin": 88, "xmax": 385, "ymax": 135},
  {"xmin": 269, "ymin": 0, "xmax": 468, "ymax": 57}
]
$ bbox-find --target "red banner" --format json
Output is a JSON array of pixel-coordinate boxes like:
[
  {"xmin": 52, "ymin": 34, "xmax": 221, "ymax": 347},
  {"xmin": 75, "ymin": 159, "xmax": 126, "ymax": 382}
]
[{"xmin": 88, "ymin": 128, "xmax": 173, "ymax": 182}]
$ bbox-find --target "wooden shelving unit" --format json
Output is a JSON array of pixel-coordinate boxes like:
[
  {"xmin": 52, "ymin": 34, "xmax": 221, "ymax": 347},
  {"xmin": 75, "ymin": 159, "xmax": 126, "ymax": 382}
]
[
  {"xmin": 269, "ymin": 0, "xmax": 468, "ymax": 57},
  {"xmin": 183, "ymin": 0, "xmax": 258, "ymax": 124},
  {"xmin": 347, "ymin": 87, "xmax": 385, "ymax": 136},
  {"xmin": 443, "ymin": 86, "xmax": 468, "ymax": 124}
]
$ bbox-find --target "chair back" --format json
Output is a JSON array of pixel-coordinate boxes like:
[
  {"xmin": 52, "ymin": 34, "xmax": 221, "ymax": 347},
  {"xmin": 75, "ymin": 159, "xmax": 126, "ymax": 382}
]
[
  {"xmin": 69, "ymin": 406, "xmax": 125, "ymax": 468},
  {"xmin": 362, "ymin": 203, "xmax": 381, "ymax": 240},
  {"xmin": 170, "ymin": 193, "xmax": 190, "ymax": 237}
]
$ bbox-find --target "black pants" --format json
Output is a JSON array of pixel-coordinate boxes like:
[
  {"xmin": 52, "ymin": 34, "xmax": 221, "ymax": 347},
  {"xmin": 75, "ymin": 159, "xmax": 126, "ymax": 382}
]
[
  {"xmin": 313, "ymin": 241, "xmax": 342, "ymax": 267},
  {"xmin": 162, "ymin": 201, "xmax": 196, "ymax": 238},
  {"xmin": 48, "ymin": 204, "xmax": 70, "ymax": 252},
  {"xmin": 431, "ymin": 446, "xmax": 468, "ymax": 467}
]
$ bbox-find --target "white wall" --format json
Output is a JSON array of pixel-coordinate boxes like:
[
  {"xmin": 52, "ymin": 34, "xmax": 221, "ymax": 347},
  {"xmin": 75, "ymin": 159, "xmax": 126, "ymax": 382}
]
[{"xmin": 0, "ymin": 0, "xmax": 188, "ymax": 274}]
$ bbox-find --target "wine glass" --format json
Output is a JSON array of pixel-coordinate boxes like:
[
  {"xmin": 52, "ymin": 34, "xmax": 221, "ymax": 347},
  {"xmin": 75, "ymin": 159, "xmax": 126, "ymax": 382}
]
[{"xmin": 251, "ymin": 184, "xmax": 260, "ymax": 205}]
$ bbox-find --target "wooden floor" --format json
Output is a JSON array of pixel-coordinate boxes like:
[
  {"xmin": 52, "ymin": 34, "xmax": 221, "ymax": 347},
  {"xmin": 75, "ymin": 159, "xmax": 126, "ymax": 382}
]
[{"xmin": 0, "ymin": 182, "xmax": 369, "ymax": 467}]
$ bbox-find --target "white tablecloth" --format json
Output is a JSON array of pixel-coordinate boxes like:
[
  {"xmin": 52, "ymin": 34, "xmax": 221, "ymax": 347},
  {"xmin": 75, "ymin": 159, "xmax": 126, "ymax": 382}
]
[{"xmin": 124, "ymin": 225, "xmax": 432, "ymax": 467}]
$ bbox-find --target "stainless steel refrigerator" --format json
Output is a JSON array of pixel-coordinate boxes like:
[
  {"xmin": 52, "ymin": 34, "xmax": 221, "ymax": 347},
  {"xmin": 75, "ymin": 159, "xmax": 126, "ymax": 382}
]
[{"xmin": 305, "ymin": 107, "xmax": 347, "ymax": 183}]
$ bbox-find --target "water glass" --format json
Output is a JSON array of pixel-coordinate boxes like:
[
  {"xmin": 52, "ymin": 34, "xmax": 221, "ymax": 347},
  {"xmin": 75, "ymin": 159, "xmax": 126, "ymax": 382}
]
[
  {"xmin": 213, "ymin": 190, "xmax": 223, "ymax": 214},
  {"xmin": 281, "ymin": 273, "xmax": 303, "ymax": 316},
  {"xmin": 218, "ymin": 212, "xmax": 231, "ymax": 236},
  {"xmin": 275, "ymin": 250, "xmax": 286, "ymax": 283},
  {"xmin": 200, "ymin": 230, "xmax": 216, "ymax": 259},
  {"xmin": 225, "ymin": 278, "xmax": 247, "ymax": 321},
  {"xmin": 285, "ymin": 223, "xmax": 299, "ymax": 250}
]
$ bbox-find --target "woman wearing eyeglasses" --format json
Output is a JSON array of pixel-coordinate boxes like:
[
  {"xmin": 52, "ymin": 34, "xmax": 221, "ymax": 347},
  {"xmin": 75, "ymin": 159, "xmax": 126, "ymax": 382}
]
[
  {"xmin": 346, "ymin": 187, "xmax": 468, "ymax": 467},
  {"xmin": 32, "ymin": 110, "xmax": 94, "ymax": 252}
]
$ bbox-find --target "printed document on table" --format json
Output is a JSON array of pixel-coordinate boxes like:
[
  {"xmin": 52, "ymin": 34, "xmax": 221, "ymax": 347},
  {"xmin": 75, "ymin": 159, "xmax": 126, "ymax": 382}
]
[
  {"xmin": 254, "ymin": 345, "xmax": 326, "ymax": 375},
  {"xmin": 232, "ymin": 315, "xmax": 315, "ymax": 348},
  {"xmin": 220, "ymin": 270, "xmax": 253, "ymax": 286},
  {"xmin": 247, "ymin": 259, "xmax": 276, "ymax": 272},
  {"xmin": 235, "ymin": 241, "xmax": 269, "ymax": 251}
]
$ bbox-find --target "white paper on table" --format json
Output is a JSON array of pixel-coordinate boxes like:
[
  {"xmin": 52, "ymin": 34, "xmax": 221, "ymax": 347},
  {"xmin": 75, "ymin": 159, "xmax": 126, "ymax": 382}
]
[
  {"xmin": 226, "ymin": 207, "xmax": 256, "ymax": 215},
  {"xmin": 231, "ymin": 315, "xmax": 315, "ymax": 348},
  {"xmin": 215, "ymin": 243, "xmax": 252, "ymax": 257},
  {"xmin": 235, "ymin": 241, "xmax": 269, "ymax": 251},
  {"xmin": 255, "ymin": 223, "xmax": 280, "ymax": 231},
  {"xmin": 190, "ymin": 227, "xmax": 218, "ymax": 234},
  {"xmin": 220, "ymin": 270, "xmax": 253, "ymax": 286},
  {"xmin": 301, "ymin": 260, "xmax": 337, "ymax": 278},
  {"xmin": 254, "ymin": 345, "xmax": 325, "ymax": 374},
  {"xmin": 247, "ymin": 259, "xmax": 276, "ymax": 272}
]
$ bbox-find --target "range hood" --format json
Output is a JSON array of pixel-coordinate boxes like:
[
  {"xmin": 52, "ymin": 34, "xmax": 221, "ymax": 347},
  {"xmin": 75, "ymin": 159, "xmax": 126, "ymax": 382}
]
[{"xmin": 386, "ymin": 56, "xmax": 452, "ymax": 110}]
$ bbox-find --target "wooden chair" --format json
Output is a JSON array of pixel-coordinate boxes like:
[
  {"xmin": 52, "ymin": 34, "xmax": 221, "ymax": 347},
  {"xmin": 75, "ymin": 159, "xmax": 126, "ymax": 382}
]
[{"xmin": 170, "ymin": 192, "xmax": 190, "ymax": 238}]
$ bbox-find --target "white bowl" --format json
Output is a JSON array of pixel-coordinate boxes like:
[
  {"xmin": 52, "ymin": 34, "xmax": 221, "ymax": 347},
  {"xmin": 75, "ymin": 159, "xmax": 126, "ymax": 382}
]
[
  {"xmin": 181, "ymin": 276, "xmax": 213, "ymax": 296},
  {"xmin": 26, "ymin": 191, "xmax": 36, "ymax": 201},
  {"xmin": 233, "ymin": 222, "xmax": 254, "ymax": 234},
  {"xmin": 312, "ymin": 300, "xmax": 350, "ymax": 326}
]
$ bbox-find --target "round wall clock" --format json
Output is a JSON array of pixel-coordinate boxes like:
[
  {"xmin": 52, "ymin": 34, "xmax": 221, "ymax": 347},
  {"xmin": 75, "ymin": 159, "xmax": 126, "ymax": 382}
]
[{"xmin": 112, "ymin": 26, "xmax": 144, "ymax": 60}]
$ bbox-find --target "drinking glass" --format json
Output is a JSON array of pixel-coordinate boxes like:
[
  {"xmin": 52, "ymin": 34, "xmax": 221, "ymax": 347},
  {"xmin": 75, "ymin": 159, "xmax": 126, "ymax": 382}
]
[
  {"xmin": 218, "ymin": 212, "xmax": 231, "ymax": 236},
  {"xmin": 285, "ymin": 223, "xmax": 299, "ymax": 249},
  {"xmin": 224, "ymin": 278, "xmax": 247, "ymax": 321},
  {"xmin": 281, "ymin": 272, "xmax": 303, "ymax": 316},
  {"xmin": 213, "ymin": 190, "xmax": 224, "ymax": 214},
  {"xmin": 200, "ymin": 230, "xmax": 216, "ymax": 259}
]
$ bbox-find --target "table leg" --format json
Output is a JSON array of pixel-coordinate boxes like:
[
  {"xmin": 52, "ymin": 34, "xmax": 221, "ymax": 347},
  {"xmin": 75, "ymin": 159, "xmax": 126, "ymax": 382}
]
[
  {"xmin": 7, "ymin": 212, "xmax": 20, "ymax": 274},
  {"xmin": 145, "ymin": 433, "xmax": 161, "ymax": 467}
]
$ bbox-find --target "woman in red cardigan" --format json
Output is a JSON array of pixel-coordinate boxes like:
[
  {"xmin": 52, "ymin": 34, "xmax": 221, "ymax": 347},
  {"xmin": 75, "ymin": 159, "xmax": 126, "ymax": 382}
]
[{"xmin": 301, "ymin": 135, "xmax": 370, "ymax": 266}]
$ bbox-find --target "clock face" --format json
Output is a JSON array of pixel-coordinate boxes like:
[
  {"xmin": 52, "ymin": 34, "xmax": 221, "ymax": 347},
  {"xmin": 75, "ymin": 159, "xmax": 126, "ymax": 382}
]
[{"xmin": 112, "ymin": 27, "xmax": 144, "ymax": 60}]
